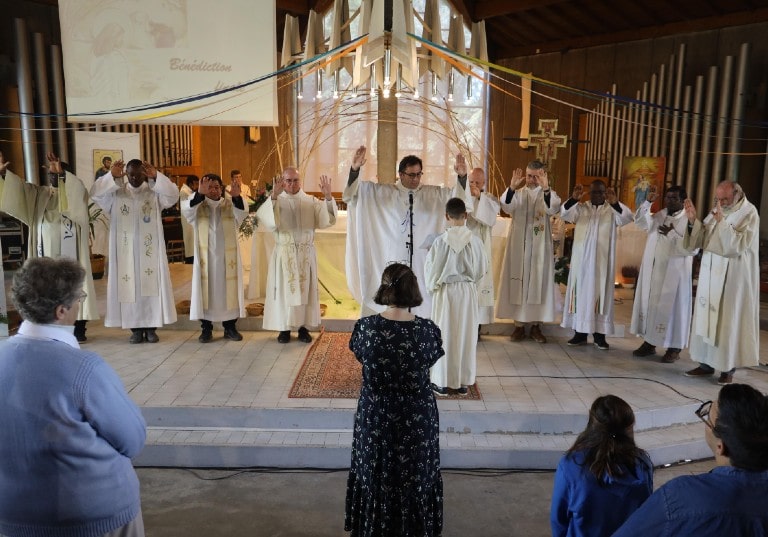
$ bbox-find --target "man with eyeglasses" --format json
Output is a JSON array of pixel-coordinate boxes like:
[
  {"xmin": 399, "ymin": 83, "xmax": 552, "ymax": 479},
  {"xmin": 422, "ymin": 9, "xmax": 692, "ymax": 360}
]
[
  {"xmin": 256, "ymin": 167, "xmax": 337, "ymax": 344},
  {"xmin": 614, "ymin": 383, "xmax": 768, "ymax": 535},
  {"xmin": 560, "ymin": 179, "xmax": 633, "ymax": 350},
  {"xmin": 496, "ymin": 160, "xmax": 562, "ymax": 344},
  {"xmin": 630, "ymin": 185, "xmax": 697, "ymax": 364},
  {"xmin": 680, "ymin": 181, "xmax": 760, "ymax": 385},
  {"xmin": 343, "ymin": 146, "xmax": 469, "ymax": 318}
]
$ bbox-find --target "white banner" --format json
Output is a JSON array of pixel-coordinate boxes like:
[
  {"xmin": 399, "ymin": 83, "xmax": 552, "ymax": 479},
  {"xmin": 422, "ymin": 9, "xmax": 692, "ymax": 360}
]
[{"xmin": 58, "ymin": 0, "xmax": 277, "ymax": 126}]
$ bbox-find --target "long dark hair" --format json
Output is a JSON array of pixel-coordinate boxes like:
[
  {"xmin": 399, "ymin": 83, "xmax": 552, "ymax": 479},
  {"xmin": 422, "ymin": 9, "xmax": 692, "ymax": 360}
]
[{"xmin": 567, "ymin": 395, "xmax": 648, "ymax": 482}]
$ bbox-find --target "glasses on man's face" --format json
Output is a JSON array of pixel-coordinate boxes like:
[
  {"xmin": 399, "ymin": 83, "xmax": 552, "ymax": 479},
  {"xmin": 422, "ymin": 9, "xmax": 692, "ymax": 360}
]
[
  {"xmin": 401, "ymin": 171, "xmax": 423, "ymax": 179},
  {"xmin": 78, "ymin": 292, "xmax": 87, "ymax": 303},
  {"xmin": 695, "ymin": 400, "xmax": 714, "ymax": 429}
]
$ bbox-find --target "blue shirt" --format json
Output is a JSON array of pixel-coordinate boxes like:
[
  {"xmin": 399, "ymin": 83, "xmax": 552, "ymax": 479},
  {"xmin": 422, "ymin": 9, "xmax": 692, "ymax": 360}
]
[
  {"xmin": 613, "ymin": 465, "xmax": 768, "ymax": 536},
  {"xmin": 551, "ymin": 450, "xmax": 653, "ymax": 537},
  {"xmin": 0, "ymin": 323, "xmax": 146, "ymax": 537}
]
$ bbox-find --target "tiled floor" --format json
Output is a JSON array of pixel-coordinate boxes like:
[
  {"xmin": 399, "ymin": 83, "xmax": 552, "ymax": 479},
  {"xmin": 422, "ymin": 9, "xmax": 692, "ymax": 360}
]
[{"xmin": 72, "ymin": 264, "xmax": 768, "ymax": 417}]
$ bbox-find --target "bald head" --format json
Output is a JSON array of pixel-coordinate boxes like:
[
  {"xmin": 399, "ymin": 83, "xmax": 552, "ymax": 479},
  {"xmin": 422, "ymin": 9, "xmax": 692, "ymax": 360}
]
[
  {"xmin": 715, "ymin": 181, "xmax": 743, "ymax": 209},
  {"xmin": 281, "ymin": 167, "xmax": 302, "ymax": 194},
  {"xmin": 469, "ymin": 168, "xmax": 486, "ymax": 197}
]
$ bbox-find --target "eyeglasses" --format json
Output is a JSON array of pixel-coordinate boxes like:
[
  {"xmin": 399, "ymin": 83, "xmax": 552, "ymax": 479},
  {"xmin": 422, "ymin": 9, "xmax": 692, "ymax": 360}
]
[
  {"xmin": 695, "ymin": 400, "xmax": 714, "ymax": 429},
  {"xmin": 400, "ymin": 171, "xmax": 423, "ymax": 179},
  {"xmin": 78, "ymin": 292, "xmax": 87, "ymax": 303}
]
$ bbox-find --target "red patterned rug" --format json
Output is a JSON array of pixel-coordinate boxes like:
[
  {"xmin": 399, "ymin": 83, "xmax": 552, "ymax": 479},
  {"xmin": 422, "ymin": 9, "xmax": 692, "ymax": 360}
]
[{"xmin": 289, "ymin": 330, "xmax": 481, "ymax": 400}]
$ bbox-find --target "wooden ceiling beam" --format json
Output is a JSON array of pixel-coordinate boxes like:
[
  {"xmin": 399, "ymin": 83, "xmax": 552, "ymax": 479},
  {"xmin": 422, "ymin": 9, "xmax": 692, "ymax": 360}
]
[
  {"xmin": 474, "ymin": 0, "xmax": 571, "ymax": 20},
  {"xmin": 276, "ymin": 0, "xmax": 311, "ymax": 14},
  {"xmin": 496, "ymin": 7, "xmax": 768, "ymax": 58},
  {"xmin": 448, "ymin": 0, "xmax": 474, "ymax": 23}
]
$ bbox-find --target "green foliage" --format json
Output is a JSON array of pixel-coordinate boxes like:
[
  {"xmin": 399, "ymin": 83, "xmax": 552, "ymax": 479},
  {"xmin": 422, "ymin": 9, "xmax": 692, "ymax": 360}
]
[{"xmin": 554, "ymin": 256, "xmax": 570, "ymax": 286}]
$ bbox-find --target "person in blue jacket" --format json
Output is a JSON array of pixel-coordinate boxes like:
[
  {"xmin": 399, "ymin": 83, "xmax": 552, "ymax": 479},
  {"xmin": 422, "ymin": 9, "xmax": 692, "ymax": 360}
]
[
  {"xmin": 550, "ymin": 395, "xmax": 653, "ymax": 537},
  {"xmin": 0, "ymin": 257, "xmax": 147, "ymax": 537},
  {"xmin": 614, "ymin": 383, "xmax": 768, "ymax": 536}
]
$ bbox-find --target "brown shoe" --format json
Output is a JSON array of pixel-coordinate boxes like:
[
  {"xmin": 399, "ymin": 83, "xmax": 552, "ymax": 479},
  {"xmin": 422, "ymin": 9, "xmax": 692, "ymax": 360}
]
[
  {"xmin": 510, "ymin": 326, "xmax": 526, "ymax": 342},
  {"xmin": 661, "ymin": 350, "xmax": 680, "ymax": 363},
  {"xmin": 633, "ymin": 341, "xmax": 656, "ymax": 357},
  {"xmin": 717, "ymin": 372, "xmax": 734, "ymax": 385},
  {"xmin": 530, "ymin": 324, "xmax": 547, "ymax": 344},
  {"xmin": 684, "ymin": 366, "xmax": 714, "ymax": 377}
]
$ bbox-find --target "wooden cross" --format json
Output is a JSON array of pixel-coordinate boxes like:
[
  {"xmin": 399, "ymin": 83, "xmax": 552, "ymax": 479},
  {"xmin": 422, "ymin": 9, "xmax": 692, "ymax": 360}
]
[{"xmin": 528, "ymin": 119, "xmax": 568, "ymax": 164}]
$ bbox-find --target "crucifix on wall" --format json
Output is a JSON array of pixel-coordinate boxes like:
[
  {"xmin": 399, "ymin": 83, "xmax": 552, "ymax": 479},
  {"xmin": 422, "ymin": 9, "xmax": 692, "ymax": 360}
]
[{"xmin": 528, "ymin": 119, "xmax": 568, "ymax": 164}]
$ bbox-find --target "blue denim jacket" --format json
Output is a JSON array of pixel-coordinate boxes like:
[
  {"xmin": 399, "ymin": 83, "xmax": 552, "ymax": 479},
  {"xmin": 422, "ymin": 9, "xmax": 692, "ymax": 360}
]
[{"xmin": 613, "ymin": 466, "xmax": 768, "ymax": 536}]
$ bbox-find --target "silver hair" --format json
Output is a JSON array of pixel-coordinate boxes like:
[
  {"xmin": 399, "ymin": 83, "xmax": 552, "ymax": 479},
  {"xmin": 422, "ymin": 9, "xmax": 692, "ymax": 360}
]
[{"xmin": 11, "ymin": 257, "xmax": 85, "ymax": 324}]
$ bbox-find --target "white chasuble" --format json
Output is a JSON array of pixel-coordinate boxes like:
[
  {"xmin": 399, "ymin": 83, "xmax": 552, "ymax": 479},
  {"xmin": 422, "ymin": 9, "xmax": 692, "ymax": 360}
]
[
  {"xmin": 344, "ymin": 178, "xmax": 470, "ymax": 319},
  {"xmin": 0, "ymin": 170, "xmax": 98, "ymax": 321},
  {"xmin": 684, "ymin": 196, "xmax": 760, "ymax": 370},
  {"xmin": 256, "ymin": 191, "xmax": 337, "ymax": 331},
  {"xmin": 182, "ymin": 196, "xmax": 247, "ymax": 322},
  {"xmin": 466, "ymin": 192, "xmax": 499, "ymax": 324},
  {"xmin": 497, "ymin": 186, "xmax": 562, "ymax": 323},
  {"xmin": 561, "ymin": 200, "xmax": 632, "ymax": 335},
  {"xmin": 179, "ymin": 184, "xmax": 196, "ymax": 258},
  {"xmin": 90, "ymin": 171, "xmax": 179, "ymax": 329},
  {"xmin": 425, "ymin": 226, "xmax": 488, "ymax": 389},
  {"xmin": 630, "ymin": 202, "xmax": 695, "ymax": 349}
]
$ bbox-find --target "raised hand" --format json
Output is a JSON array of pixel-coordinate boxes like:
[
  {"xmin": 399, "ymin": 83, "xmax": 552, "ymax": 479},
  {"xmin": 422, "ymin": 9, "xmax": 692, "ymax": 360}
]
[
  {"xmin": 229, "ymin": 175, "xmax": 241, "ymax": 198},
  {"xmin": 646, "ymin": 184, "xmax": 658, "ymax": 203},
  {"xmin": 0, "ymin": 151, "xmax": 10, "ymax": 175},
  {"xmin": 272, "ymin": 175, "xmax": 284, "ymax": 199},
  {"xmin": 454, "ymin": 153, "xmax": 467, "ymax": 177},
  {"xmin": 606, "ymin": 187, "xmax": 618, "ymax": 205},
  {"xmin": 351, "ymin": 146, "xmax": 367, "ymax": 171},
  {"xmin": 712, "ymin": 199, "xmax": 723, "ymax": 222},
  {"xmin": 142, "ymin": 161, "xmax": 157, "ymax": 179},
  {"xmin": 110, "ymin": 159, "xmax": 125, "ymax": 178},
  {"xmin": 539, "ymin": 170, "xmax": 549, "ymax": 191},
  {"xmin": 47, "ymin": 152, "xmax": 62, "ymax": 174},
  {"xmin": 510, "ymin": 168, "xmax": 525, "ymax": 190},
  {"xmin": 319, "ymin": 174, "xmax": 333, "ymax": 200},
  {"xmin": 571, "ymin": 184, "xmax": 584, "ymax": 201},
  {"xmin": 683, "ymin": 198, "xmax": 697, "ymax": 223},
  {"xmin": 198, "ymin": 175, "xmax": 212, "ymax": 197}
]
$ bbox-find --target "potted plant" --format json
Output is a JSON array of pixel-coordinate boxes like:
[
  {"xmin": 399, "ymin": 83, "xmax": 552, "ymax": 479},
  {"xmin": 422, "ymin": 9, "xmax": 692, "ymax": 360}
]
[
  {"xmin": 621, "ymin": 265, "xmax": 639, "ymax": 289},
  {"xmin": 88, "ymin": 202, "xmax": 108, "ymax": 279}
]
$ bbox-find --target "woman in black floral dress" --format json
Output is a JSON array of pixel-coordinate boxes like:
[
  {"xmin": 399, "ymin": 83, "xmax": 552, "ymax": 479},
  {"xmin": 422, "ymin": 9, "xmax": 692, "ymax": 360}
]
[{"xmin": 344, "ymin": 263, "xmax": 445, "ymax": 537}]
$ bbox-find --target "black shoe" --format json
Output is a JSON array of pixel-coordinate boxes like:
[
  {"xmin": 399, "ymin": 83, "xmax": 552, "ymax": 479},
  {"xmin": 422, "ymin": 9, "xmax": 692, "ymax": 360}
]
[
  {"xmin": 129, "ymin": 331, "xmax": 144, "ymax": 344},
  {"xmin": 199, "ymin": 330, "xmax": 213, "ymax": 343},
  {"xmin": 75, "ymin": 332, "xmax": 87, "ymax": 342},
  {"xmin": 224, "ymin": 328, "xmax": 243, "ymax": 341},
  {"xmin": 633, "ymin": 341, "xmax": 656, "ymax": 357},
  {"xmin": 593, "ymin": 335, "xmax": 610, "ymax": 351},
  {"xmin": 297, "ymin": 327, "xmax": 313, "ymax": 343},
  {"xmin": 74, "ymin": 321, "xmax": 87, "ymax": 342},
  {"xmin": 277, "ymin": 331, "xmax": 291, "ymax": 344},
  {"xmin": 144, "ymin": 329, "xmax": 160, "ymax": 344},
  {"xmin": 431, "ymin": 383, "xmax": 448, "ymax": 396},
  {"xmin": 567, "ymin": 333, "xmax": 588, "ymax": 346},
  {"xmin": 457, "ymin": 386, "xmax": 469, "ymax": 395}
]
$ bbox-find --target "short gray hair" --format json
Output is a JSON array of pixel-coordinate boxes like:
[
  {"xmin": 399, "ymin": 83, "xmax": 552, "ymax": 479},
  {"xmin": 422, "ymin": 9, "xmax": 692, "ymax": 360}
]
[{"xmin": 11, "ymin": 257, "xmax": 85, "ymax": 324}]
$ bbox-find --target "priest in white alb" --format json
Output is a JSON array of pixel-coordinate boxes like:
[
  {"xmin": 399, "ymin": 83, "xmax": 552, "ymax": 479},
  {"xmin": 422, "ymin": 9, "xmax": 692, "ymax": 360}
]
[
  {"xmin": 496, "ymin": 160, "xmax": 562, "ymax": 343},
  {"xmin": 466, "ymin": 164, "xmax": 499, "ymax": 329},
  {"xmin": 0, "ymin": 151, "xmax": 98, "ymax": 342},
  {"xmin": 179, "ymin": 174, "xmax": 199, "ymax": 264},
  {"xmin": 90, "ymin": 159, "xmax": 178, "ymax": 343},
  {"xmin": 182, "ymin": 173, "xmax": 247, "ymax": 343},
  {"xmin": 344, "ymin": 146, "xmax": 469, "ymax": 318},
  {"xmin": 561, "ymin": 180, "xmax": 632, "ymax": 350},
  {"xmin": 681, "ymin": 181, "xmax": 760, "ymax": 385},
  {"xmin": 630, "ymin": 185, "xmax": 695, "ymax": 364},
  {"xmin": 256, "ymin": 167, "xmax": 337, "ymax": 344}
]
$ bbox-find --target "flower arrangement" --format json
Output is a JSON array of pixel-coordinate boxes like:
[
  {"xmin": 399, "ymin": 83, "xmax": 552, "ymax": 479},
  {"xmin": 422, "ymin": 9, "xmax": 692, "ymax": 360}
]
[{"xmin": 238, "ymin": 181, "xmax": 273, "ymax": 240}]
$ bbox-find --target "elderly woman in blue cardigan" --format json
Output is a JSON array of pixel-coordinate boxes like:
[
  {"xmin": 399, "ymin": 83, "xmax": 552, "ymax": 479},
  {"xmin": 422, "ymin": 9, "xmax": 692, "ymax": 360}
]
[{"xmin": 0, "ymin": 257, "xmax": 147, "ymax": 537}]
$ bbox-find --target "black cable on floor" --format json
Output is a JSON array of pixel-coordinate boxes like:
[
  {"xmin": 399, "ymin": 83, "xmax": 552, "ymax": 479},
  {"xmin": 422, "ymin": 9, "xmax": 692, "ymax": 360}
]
[{"xmin": 476, "ymin": 374, "xmax": 705, "ymax": 403}]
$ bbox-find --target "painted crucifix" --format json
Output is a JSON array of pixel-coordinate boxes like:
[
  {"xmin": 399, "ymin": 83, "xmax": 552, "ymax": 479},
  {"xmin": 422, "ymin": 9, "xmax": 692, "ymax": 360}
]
[{"xmin": 528, "ymin": 119, "xmax": 568, "ymax": 164}]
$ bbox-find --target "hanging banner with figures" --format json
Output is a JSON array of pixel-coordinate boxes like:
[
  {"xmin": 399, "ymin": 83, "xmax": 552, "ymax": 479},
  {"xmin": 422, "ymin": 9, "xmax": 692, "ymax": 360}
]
[{"xmin": 621, "ymin": 156, "xmax": 666, "ymax": 212}]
